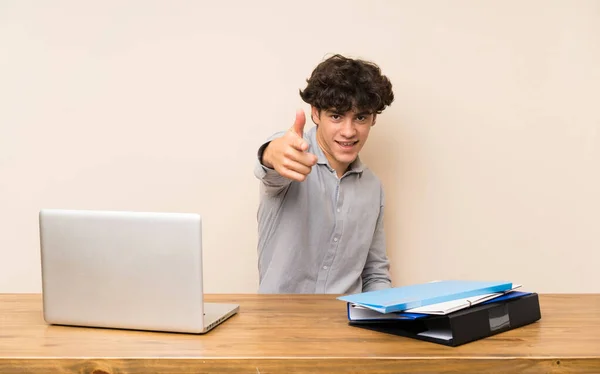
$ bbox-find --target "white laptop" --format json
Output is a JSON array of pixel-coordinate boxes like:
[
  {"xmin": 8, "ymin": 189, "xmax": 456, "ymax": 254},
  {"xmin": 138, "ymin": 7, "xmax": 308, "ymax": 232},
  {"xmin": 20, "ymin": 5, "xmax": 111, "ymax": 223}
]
[{"xmin": 38, "ymin": 209, "xmax": 239, "ymax": 334}]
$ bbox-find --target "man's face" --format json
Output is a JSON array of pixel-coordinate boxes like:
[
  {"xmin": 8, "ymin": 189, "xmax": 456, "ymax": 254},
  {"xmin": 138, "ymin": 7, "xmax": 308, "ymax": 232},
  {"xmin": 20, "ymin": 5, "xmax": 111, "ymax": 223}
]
[{"xmin": 312, "ymin": 106, "xmax": 376, "ymax": 175}]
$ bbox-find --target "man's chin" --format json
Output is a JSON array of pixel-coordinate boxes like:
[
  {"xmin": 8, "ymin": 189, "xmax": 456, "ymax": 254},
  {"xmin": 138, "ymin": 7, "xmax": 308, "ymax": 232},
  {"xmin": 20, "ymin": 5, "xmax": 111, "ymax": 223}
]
[{"xmin": 335, "ymin": 153, "xmax": 358, "ymax": 165}]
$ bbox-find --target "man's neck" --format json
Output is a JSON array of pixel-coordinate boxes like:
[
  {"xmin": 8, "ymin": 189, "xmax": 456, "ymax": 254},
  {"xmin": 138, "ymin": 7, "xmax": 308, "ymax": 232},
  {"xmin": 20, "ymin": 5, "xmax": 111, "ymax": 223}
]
[
  {"xmin": 322, "ymin": 150, "xmax": 349, "ymax": 178},
  {"xmin": 333, "ymin": 163, "xmax": 349, "ymax": 178}
]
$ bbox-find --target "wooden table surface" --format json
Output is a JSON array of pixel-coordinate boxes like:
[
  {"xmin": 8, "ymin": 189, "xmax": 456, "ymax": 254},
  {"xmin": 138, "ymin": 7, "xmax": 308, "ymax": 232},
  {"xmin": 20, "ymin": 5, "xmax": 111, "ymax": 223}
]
[{"xmin": 1, "ymin": 293, "xmax": 599, "ymax": 373}]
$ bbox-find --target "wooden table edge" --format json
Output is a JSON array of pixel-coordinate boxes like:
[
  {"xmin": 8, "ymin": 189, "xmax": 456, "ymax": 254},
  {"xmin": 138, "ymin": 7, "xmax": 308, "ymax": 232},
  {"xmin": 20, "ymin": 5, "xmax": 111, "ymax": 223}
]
[{"xmin": 1, "ymin": 357, "xmax": 598, "ymax": 373}]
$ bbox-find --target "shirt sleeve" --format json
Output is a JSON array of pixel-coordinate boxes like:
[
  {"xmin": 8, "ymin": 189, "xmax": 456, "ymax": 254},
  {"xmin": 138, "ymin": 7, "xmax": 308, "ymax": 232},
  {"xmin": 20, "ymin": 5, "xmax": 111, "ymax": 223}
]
[
  {"xmin": 361, "ymin": 186, "xmax": 392, "ymax": 292},
  {"xmin": 253, "ymin": 131, "xmax": 293, "ymax": 196}
]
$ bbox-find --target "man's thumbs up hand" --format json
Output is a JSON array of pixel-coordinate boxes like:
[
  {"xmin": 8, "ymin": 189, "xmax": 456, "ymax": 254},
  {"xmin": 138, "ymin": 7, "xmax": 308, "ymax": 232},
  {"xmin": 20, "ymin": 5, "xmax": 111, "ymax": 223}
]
[{"xmin": 262, "ymin": 109, "xmax": 318, "ymax": 182}]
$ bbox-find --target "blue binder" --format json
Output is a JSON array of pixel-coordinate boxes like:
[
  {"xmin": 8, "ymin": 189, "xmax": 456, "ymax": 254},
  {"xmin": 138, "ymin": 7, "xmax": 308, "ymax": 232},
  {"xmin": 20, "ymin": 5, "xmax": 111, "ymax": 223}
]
[{"xmin": 337, "ymin": 280, "xmax": 513, "ymax": 314}]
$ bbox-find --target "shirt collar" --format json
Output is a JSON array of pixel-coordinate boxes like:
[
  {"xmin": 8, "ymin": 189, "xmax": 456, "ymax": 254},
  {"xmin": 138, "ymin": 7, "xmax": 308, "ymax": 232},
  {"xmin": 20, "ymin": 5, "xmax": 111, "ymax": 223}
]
[{"xmin": 307, "ymin": 126, "xmax": 364, "ymax": 175}]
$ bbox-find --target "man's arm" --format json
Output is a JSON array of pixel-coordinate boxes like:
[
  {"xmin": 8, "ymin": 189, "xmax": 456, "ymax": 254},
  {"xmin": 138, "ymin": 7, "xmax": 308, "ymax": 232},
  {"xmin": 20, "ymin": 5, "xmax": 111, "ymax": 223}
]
[
  {"xmin": 361, "ymin": 187, "xmax": 392, "ymax": 292},
  {"xmin": 254, "ymin": 137, "xmax": 293, "ymax": 196}
]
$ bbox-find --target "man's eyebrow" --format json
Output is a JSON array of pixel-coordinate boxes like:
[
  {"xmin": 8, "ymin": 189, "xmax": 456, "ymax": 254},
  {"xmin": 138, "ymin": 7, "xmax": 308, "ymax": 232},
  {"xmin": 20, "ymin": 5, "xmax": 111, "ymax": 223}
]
[{"xmin": 355, "ymin": 111, "xmax": 373, "ymax": 116}]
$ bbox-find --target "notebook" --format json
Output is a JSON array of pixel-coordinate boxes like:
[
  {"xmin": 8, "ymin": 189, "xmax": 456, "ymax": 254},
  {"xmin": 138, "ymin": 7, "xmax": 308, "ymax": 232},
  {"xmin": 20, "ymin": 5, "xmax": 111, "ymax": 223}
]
[
  {"xmin": 347, "ymin": 291, "xmax": 531, "ymax": 322},
  {"xmin": 337, "ymin": 280, "xmax": 513, "ymax": 314},
  {"xmin": 403, "ymin": 284, "xmax": 522, "ymax": 315}
]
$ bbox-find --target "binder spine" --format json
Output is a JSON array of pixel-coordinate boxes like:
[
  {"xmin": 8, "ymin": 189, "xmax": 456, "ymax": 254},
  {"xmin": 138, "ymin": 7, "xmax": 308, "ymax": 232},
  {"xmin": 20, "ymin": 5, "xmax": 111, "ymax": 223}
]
[{"xmin": 449, "ymin": 293, "xmax": 542, "ymax": 346}]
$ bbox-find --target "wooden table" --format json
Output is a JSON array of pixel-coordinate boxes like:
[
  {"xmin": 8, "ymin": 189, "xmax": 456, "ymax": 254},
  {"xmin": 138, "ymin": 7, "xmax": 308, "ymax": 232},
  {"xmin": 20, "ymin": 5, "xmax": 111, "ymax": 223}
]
[{"xmin": 1, "ymin": 294, "xmax": 599, "ymax": 373}]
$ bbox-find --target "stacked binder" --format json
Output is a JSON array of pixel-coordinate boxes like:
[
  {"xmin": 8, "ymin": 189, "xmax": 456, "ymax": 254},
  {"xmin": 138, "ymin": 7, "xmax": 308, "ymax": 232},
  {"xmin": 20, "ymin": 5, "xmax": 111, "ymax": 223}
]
[{"xmin": 337, "ymin": 280, "xmax": 541, "ymax": 346}]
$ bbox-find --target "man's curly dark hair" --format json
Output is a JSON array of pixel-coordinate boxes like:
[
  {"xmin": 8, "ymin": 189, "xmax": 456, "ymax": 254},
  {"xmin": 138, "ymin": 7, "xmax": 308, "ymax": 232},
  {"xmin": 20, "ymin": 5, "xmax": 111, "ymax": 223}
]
[{"xmin": 299, "ymin": 54, "xmax": 394, "ymax": 115}]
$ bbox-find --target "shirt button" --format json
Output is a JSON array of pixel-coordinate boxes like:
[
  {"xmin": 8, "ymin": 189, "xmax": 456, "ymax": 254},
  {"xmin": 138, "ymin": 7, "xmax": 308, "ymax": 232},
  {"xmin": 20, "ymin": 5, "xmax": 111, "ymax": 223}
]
[
  {"xmin": 333, "ymin": 237, "xmax": 338, "ymax": 242},
  {"xmin": 323, "ymin": 266, "xmax": 328, "ymax": 270},
  {"xmin": 336, "ymin": 208, "xmax": 341, "ymax": 213}
]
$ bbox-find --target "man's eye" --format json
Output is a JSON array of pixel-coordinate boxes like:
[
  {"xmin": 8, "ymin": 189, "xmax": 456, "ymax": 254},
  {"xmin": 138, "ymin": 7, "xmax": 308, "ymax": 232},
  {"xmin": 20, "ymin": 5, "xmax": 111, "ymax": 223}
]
[
  {"xmin": 331, "ymin": 115, "xmax": 341, "ymax": 120},
  {"xmin": 357, "ymin": 116, "xmax": 366, "ymax": 121}
]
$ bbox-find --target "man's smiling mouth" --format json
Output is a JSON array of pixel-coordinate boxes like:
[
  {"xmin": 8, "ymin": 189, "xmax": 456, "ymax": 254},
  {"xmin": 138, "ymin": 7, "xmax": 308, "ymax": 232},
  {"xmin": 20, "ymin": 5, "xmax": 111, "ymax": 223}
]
[{"xmin": 336, "ymin": 140, "xmax": 359, "ymax": 147}]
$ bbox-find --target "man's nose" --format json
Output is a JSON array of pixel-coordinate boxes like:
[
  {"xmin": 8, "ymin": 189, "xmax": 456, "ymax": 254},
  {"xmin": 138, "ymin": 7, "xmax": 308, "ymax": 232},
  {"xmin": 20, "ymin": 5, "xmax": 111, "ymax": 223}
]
[{"xmin": 340, "ymin": 120, "xmax": 357, "ymax": 137}]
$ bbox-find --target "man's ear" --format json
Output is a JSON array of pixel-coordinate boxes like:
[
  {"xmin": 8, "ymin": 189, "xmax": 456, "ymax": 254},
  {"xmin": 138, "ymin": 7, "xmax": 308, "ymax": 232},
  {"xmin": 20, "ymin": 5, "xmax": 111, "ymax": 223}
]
[
  {"xmin": 371, "ymin": 114, "xmax": 378, "ymax": 127},
  {"xmin": 311, "ymin": 106, "xmax": 321, "ymax": 126}
]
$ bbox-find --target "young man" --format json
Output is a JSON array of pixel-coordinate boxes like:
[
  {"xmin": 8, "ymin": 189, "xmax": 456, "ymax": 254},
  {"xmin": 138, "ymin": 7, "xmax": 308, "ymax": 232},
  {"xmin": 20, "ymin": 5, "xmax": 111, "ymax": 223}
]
[{"xmin": 254, "ymin": 54, "xmax": 395, "ymax": 294}]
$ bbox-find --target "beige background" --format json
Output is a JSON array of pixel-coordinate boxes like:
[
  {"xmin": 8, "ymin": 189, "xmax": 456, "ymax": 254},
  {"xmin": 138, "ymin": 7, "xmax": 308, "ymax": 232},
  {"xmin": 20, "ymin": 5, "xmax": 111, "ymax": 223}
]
[{"xmin": 1, "ymin": 0, "xmax": 598, "ymax": 293}]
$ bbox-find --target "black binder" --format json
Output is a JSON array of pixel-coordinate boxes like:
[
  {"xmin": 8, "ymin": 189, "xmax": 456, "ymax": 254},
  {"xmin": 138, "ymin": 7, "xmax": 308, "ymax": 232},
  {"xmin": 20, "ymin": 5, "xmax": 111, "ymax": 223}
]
[{"xmin": 350, "ymin": 292, "xmax": 541, "ymax": 347}]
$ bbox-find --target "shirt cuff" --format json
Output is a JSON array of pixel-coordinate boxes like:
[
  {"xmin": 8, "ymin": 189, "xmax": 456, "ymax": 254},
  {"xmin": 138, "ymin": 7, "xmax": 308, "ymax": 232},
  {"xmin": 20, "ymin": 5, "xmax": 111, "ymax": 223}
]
[{"xmin": 364, "ymin": 280, "xmax": 392, "ymax": 292}]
